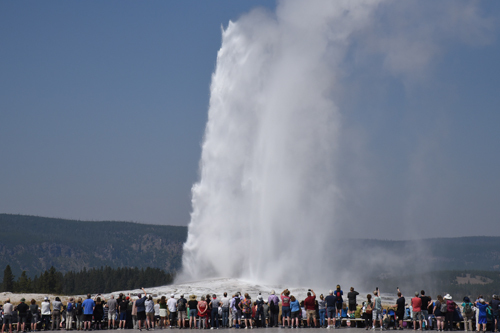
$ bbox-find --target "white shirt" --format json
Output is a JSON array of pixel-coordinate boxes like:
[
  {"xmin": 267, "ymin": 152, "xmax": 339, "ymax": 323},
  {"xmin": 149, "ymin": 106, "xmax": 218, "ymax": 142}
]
[
  {"xmin": 167, "ymin": 298, "xmax": 178, "ymax": 312},
  {"xmin": 41, "ymin": 301, "xmax": 51, "ymax": 315}
]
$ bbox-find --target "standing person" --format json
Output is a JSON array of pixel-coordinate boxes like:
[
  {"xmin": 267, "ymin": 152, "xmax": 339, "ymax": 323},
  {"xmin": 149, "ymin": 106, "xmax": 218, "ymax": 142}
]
[
  {"xmin": 93, "ymin": 297, "xmax": 104, "ymax": 330},
  {"xmin": 443, "ymin": 295, "xmax": 455, "ymax": 332},
  {"xmin": 188, "ymin": 295, "xmax": 198, "ymax": 329},
  {"xmin": 240, "ymin": 294, "xmax": 253, "ymax": 329},
  {"xmin": 231, "ymin": 293, "xmax": 241, "ymax": 329},
  {"xmin": 263, "ymin": 301, "xmax": 270, "ymax": 327},
  {"xmin": 348, "ymin": 288, "xmax": 360, "ymax": 316},
  {"xmin": 255, "ymin": 295, "xmax": 265, "ymax": 328},
  {"xmin": 267, "ymin": 291, "xmax": 279, "ymax": 328},
  {"xmin": 167, "ymin": 294, "xmax": 178, "ymax": 328},
  {"xmin": 107, "ymin": 295, "xmax": 117, "ymax": 330},
  {"xmin": 411, "ymin": 292, "xmax": 423, "ymax": 331},
  {"xmin": 29, "ymin": 299, "xmax": 39, "ymax": 333},
  {"xmin": 325, "ymin": 290, "xmax": 337, "ymax": 329},
  {"xmin": 210, "ymin": 294, "xmax": 220, "ymax": 329},
  {"xmin": 17, "ymin": 298, "xmax": 29, "ymax": 332},
  {"xmin": 290, "ymin": 296, "xmax": 301, "ymax": 329},
  {"xmin": 420, "ymin": 291, "xmax": 431, "ymax": 330},
  {"xmin": 433, "ymin": 295, "xmax": 445, "ymax": 332},
  {"xmin": 2, "ymin": 298, "xmax": 14, "ymax": 333},
  {"xmin": 177, "ymin": 295, "xmax": 188, "ymax": 329},
  {"xmin": 394, "ymin": 291, "xmax": 405, "ymax": 330},
  {"xmin": 281, "ymin": 289, "xmax": 291, "ymax": 329},
  {"xmin": 158, "ymin": 296, "xmax": 168, "ymax": 329},
  {"xmin": 318, "ymin": 295, "xmax": 326, "ymax": 328},
  {"xmin": 364, "ymin": 294, "xmax": 373, "ymax": 331},
  {"xmin": 490, "ymin": 295, "xmax": 500, "ymax": 333},
  {"xmin": 82, "ymin": 294, "xmax": 95, "ymax": 331},
  {"xmin": 118, "ymin": 295, "xmax": 129, "ymax": 330},
  {"xmin": 304, "ymin": 289, "xmax": 318, "ymax": 328},
  {"xmin": 75, "ymin": 297, "xmax": 84, "ymax": 331},
  {"xmin": 373, "ymin": 288, "xmax": 384, "ymax": 330},
  {"xmin": 135, "ymin": 288, "xmax": 148, "ymax": 331},
  {"xmin": 475, "ymin": 299, "xmax": 489, "ymax": 332},
  {"xmin": 220, "ymin": 293, "xmax": 231, "ymax": 328},
  {"xmin": 145, "ymin": 295, "xmax": 155, "ymax": 330},
  {"xmin": 66, "ymin": 297, "xmax": 75, "ymax": 330},
  {"xmin": 52, "ymin": 297, "xmax": 63, "ymax": 331},
  {"xmin": 41, "ymin": 297, "xmax": 51, "ymax": 331},
  {"xmin": 335, "ymin": 285, "xmax": 344, "ymax": 321},
  {"xmin": 198, "ymin": 296, "xmax": 208, "ymax": 330},
  {"xmin": 461, "ymin": 297, "xmax": 474, "ymax": 332}
]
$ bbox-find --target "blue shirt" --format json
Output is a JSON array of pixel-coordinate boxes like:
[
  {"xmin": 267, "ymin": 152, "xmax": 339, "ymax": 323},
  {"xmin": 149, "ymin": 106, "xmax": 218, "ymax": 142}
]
[
  {"xmin": 136, "ymin": 296, "xmax": 147, "ymax": 312},
  {"xmin": 290, "ymin": 300, "xmax": 300, "ymax": 313},
  {"xmin": 325, "ymin": 295, "xmax": 337, "ymax": 308},
  {"xmin": 82, "ymin": 299, "xmax": 95, "ymax": 315}
]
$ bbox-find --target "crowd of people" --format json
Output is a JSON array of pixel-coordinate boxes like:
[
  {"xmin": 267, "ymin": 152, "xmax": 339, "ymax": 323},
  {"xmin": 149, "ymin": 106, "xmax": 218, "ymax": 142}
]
[{"xmin": 1, "ymin": 286, "xmax": 499, "ymax": 332}]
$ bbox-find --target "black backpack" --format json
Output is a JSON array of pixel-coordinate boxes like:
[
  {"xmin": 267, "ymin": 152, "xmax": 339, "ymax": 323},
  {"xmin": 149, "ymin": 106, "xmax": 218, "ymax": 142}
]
[
  {"xmin": 76, "ymin": 303, "xmax": 83, "ymax": 315},
  {"xmin": 234, "ymin": 297, "xmax": 240, "ymax": 309}
]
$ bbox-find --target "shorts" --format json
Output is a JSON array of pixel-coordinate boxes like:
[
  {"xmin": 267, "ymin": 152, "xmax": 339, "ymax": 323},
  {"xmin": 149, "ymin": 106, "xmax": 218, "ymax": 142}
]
[
  {"xmin": 336, "ymin": 303, "xmax": 343, "ymax": 310},
  {"xmin": 31, "ymin": 314, "xmax": 39, "ymax": 324},
  {"xmin": 235, "ymin": 309, "xmax": 242, "ymax": 319},
  {"xmin": 412, "ymin": 311, "xmax": 422, "ymax": 321},
  {"xmin": 291, "ymin": 311, "xmax": 300, "ymax": 319},
  {"xmin": 159, "ymin": 308, "xmax": 168, "ymax": 317},
  {"xmin": 396, "ymin": 310, "xmax": 404, "ymax": 321},
  {"xmin": 421, "ymin": 310, "xmax": 428, "ymax": 319},
  {"xmin": 243, "ymin": 313, "xmax": 252, "ymax": 319},
  {"xmin": 178, "ymin": 311, "xmax": 187, "ymax": 321},
  {"xmin": 3, "ymin": 315, "xmax": 12, "ymax": 325},
  {"xmin": 147, "ymin": 312, "xmax": 155, "ymax": 321},
  {"xmin": 349, "ymin": 303, "xmax": 357, "ymax": 312},
  {"xmin": 108, "ymin": 311, "xmax": 116, "ymax": 320},
  {"xmin": 169, "ymin": 311, "xmax": 177, "ymax": 322},
  {"xmin": 137, "ymin": 311, "xmax": 146, "ymax": 321},
  {"xmin": 327, "ymin": 308, "xmax": 336, "ymax": 318},
  {"xmin": 372, "ymin": 309, "xmax": 383, "ymax": 321},
  {"xmin": 19, "ymin": 315, "xmax": 28, "ymax": 324},
  {"xmin": 119, "ymin": 312, "xmax": 127, "ymax": 321},
  {"xmin": 189, "ymin": 309, "xmax": 198, "ymax": 318},
  {"xmin": 282, "ymin": 306, "xmax": 291, "ymax": 318},
  {"xmin": 306, "ymin": 310, "xmax": 316, "ymax": 320},
  {"xmin": 478, "ymin": 316, "xmax": 487, "ymax": 325},
  {"xmin": 84, "ymin": 314, "xmax": 93, "ymax": 322}
]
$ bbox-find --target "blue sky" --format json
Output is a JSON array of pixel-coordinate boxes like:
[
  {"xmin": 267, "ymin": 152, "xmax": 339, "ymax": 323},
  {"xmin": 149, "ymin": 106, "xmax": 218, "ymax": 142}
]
[{"xmin": 1, "ymin": 1, "xmax": 499, "ymax": 238}]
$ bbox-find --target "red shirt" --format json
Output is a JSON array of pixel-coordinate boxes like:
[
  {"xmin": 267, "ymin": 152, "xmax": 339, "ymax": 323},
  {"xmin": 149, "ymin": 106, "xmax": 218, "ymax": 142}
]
[
  {"xmin": 304, "ymin": 296, "xmax": 316, "ymax": 310},
  {"xmin": 411, "ymin": 297, "xmax": 422, "ymax": 312}
]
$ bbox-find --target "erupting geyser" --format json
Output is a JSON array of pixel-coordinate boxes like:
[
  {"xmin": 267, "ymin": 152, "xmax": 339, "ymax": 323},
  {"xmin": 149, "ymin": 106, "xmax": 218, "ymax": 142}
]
[{"xmin": 180, "ymin": 1, "xmax": 357, "ymax": 286}]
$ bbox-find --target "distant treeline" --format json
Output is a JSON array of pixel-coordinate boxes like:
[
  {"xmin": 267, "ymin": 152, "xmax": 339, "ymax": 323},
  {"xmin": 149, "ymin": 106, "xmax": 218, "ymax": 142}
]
[
  {"xmin": 371, "ymin": 270, "xmax": 500, "ymax": 298},
  {"xmin": 0, "ymin": 265, "xmax": 174, "ymax": 295}
]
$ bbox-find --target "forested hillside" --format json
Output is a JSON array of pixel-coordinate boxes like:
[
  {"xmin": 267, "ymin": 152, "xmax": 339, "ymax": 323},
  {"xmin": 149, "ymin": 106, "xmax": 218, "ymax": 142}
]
[{"xmin": 0, "ymin": 214, "xmax": 187, "ymax": 277}]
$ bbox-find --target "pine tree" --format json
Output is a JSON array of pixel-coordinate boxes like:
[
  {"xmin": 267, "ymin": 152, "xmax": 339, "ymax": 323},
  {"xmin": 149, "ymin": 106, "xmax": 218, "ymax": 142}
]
[{"xmin": 2, "ymin": 265, "xmax": 15, "ymax": 292}]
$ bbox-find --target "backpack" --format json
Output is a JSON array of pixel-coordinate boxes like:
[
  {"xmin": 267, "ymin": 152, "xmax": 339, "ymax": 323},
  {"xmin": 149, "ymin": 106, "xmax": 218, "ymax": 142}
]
[
  {"xmin": 234, "ymin": 297, "xmax": 240, "ymax": 309},
  {"xmin": 336, "ymin": 291, "xmax": 341, "ymax": 299},
  {"xmin": 177, "ymin": 298, "xmax": 186, "ymax": 311},
  {"xmin": 67, "ymin": 302, "xmax": 73, "ymax": 313},
  {"xmin": 76, "ymin": 303, "xmax": 83, "ymax": 315},
  {"xmin": 440, "ymin": 302, "xmax": 448, "ymax": 313},
  {"xmin": 463, "ymin": 303, "xmax": 474, "ymax": 317}
]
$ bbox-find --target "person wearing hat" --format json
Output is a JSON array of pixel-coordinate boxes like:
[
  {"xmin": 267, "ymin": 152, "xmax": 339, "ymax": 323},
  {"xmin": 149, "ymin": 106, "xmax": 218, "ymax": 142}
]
[
  {"xmin": 2, "ymin": 298, "xmax": 14, "ymax": 333},
  {"xmin": 41, "ymin": 296, "xmax": 52, "ymax": 331},
  {"xmin": 167, "ymin": 293, "xmax": 178, "ymax": 328},
  {"xmin": 475, "ymin": 298, "xmax": 489, "ymax": 332},
  {"xmin": 461, "ymin": 297, "xmax": 474, "ymax": 332},
  {"xmin": 490, "ymin": 295, "xmax": 500, "ymax": 333},
  {"xmin": 443, "ymin": 294, "xmax": 456, "ymax": 331},
  {"xmin": 188, "ymin": 295, "xmax": 198, "ymax": 329},
  {"xmin": 17, "ymin": 298, "xmax": 29, "ymax": 332}
]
